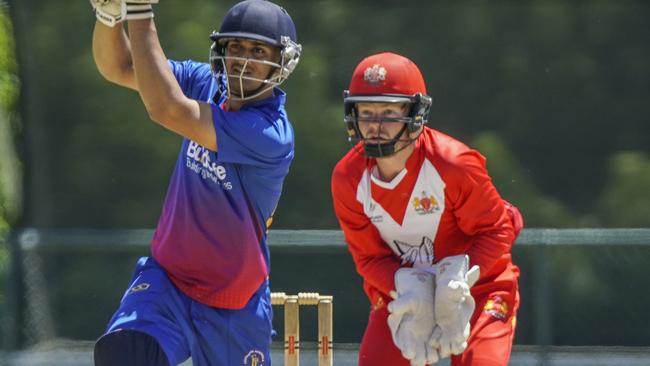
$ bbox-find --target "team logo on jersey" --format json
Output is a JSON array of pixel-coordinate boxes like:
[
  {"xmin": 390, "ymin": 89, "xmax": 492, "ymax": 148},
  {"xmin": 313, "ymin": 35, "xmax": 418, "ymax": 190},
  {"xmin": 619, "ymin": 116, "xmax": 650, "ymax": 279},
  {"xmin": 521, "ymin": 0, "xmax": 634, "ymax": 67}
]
[
  {"xmin": 364, "ymin": 64, "xmax": 387, "ymax": 85},
  {"xmin": 394, "ymin": 236, "xmax": 434, "ymax": 266},
  {"xmin": 127, "ymin": 282, "xmax": 150, "ymax": 294},
  {"xmin": 412, "ymin": 191, "xmax": 440, "ymax": 215},
  {"xmin": 243, "ymin": 350, "xmax": 265, "ymax": 366},
  {"xmin": 186, "ymin": 141, "xmax": 233, "ymax": 190},
  {"xmin": 484, "ymin": 295, "xmax": 509, "ymax": 320}
]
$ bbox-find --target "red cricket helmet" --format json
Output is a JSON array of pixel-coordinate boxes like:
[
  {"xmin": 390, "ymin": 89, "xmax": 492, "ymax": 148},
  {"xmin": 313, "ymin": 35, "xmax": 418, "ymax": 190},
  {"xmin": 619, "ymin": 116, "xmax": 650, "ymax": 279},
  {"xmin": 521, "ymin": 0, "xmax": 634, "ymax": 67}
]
[
  {"xmin": 343, "ymin": 52, "xmax": 432, "ymax": 157},
  {"xmin": 347, "ymin": 52, "xmax": 427, "ymax": 100}
]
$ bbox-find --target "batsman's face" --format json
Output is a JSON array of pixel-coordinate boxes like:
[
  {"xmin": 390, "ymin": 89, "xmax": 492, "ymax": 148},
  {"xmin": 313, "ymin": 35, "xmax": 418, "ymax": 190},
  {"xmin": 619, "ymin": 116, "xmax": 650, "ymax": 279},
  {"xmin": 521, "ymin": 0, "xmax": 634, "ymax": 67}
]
[
  {"xmin": 223, "ymin": 39, "xmax": 281, "ymax": 95},
  {"xmin": 357, "ymin": 103, "xmax": 411, "ymax": 144}
]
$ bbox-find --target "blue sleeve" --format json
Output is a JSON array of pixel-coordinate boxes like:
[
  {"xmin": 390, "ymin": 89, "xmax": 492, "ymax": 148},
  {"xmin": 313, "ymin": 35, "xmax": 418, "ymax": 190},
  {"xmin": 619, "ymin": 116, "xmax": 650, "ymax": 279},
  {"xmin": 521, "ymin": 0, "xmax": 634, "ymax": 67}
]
[
  {"xmin": 167, "ymin": 60, "xmax": 213, "ymax": 101},
  {"xmin": 211, "ymin": 104, "xmax": 294, "ymax": 168}
]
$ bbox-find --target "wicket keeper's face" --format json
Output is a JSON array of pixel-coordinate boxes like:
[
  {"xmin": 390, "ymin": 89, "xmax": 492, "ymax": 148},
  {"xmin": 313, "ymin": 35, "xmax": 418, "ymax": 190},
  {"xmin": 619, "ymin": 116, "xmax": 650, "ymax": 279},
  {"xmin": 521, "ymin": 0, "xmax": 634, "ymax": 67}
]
[
  {"xmin": 356, "ymin": 102, "xmax": 414, "ymax": 145},
  {"xmin": 223, "ymin": 39, "xmax": 281, "ymax": 96}
]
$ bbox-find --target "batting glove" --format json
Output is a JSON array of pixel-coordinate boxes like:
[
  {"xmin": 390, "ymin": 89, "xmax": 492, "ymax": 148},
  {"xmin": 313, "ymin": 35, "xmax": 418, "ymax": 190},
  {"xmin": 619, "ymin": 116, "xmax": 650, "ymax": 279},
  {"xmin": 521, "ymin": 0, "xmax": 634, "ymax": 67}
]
[
  {"xmin": 432, "ymin": 254, "xmax": 480, "ymax": 359},
  {"xmin": 387, "ymin": 267, "xmax": 440, "ymax": 366},
  {"xmin": 91, "ymin": 0, "xmax": 158, "ymax": 28}
]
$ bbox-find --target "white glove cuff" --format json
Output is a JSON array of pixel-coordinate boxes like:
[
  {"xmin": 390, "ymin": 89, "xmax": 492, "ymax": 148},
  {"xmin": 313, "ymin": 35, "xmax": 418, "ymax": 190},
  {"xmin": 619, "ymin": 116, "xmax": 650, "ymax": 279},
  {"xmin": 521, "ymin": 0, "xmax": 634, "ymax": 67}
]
[{"xmin": 126, "ymin": 3, "xmax": 154, "ymax": 20}]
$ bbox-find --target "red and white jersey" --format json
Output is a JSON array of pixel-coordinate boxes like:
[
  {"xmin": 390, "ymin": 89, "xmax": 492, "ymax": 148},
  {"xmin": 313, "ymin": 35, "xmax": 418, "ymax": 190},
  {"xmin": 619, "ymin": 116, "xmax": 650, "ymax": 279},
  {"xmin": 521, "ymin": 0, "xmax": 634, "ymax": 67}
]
[{"xmin": 331, "ymin": 127, "xmax": 521, "ymax": 304}]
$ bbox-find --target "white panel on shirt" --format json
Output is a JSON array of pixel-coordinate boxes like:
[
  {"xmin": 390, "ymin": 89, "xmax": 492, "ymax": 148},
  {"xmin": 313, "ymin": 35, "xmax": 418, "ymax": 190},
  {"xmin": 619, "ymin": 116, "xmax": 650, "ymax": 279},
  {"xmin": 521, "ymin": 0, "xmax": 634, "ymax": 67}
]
[{"xmin": 356, "ymin": 159, "xmax": 446, "ymax": 269}]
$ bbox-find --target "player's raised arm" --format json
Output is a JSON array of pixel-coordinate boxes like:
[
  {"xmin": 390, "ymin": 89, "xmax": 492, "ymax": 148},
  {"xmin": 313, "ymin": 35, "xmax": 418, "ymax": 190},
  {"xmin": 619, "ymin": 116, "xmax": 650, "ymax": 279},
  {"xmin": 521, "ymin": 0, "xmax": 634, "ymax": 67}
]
[
  {"xmin": 92, "ymin": 22, "xmax": 138, "ymax": 90},
  {"xmin": 90, "ymin": 0, "xmax": 146, "ymax": 90},
  {"xmin": 127, "ymin": 18, "xmax": 216, "ymax": 150},
  {"xmin": 90, "ymin": 0, "xmax": 215, "ymax": 149}
]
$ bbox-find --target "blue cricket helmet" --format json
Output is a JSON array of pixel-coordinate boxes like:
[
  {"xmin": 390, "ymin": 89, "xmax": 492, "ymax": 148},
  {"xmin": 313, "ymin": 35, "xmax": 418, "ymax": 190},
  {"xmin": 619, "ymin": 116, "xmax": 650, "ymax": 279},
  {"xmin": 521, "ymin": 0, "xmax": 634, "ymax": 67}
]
[
  {"xmin": 210, "ymin": 0, "xmax": 298, "ymax": 46},
  {"xmin": 209, "ymin": 0, "xmax": 302, "ymax": 100}
]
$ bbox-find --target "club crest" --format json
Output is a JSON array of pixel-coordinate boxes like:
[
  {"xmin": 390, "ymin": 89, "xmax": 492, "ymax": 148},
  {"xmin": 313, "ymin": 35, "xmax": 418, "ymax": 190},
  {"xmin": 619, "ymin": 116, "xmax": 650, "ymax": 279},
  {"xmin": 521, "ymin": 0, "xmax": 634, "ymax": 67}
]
[
  {"xmin": 484, "ymin": 295, "xmax": 509, "ymax": 320},
  {"xmin": 364, "ymin": 64, "xmax": 387, "ymax": 85},
  {"xmin": 413, "ymin": 191, "xmax": 439, "ymax": 215},
  {"xmin": 243, "ymin": 350, "xmax": 265, "ymax": 366}
]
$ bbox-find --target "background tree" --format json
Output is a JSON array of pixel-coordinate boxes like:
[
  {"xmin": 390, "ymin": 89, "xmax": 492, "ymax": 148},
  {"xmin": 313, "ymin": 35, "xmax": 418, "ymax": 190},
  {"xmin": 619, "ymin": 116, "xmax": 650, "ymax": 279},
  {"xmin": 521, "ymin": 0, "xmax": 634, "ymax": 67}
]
[
  {"xmin": 0, "ymin": 0, "xmax": 20, "ymax": 336},
  {"xmin": 8, "ymin": 0, "xmax": 648, "ymax": 230}
]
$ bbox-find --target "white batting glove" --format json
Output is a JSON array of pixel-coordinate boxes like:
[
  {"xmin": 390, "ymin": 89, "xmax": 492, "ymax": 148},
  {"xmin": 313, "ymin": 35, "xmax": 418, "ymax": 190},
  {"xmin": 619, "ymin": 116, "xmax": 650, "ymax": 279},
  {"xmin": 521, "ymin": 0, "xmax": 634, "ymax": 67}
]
[
  {"xmin": 432, "ymin": 255, "xmax": 480, "ymax": 359},
  {"xmin": 387, "ymin": 267, "xmax": 439, "ymax": 366},
  {"xmin": 91, "ymin": 0, "xmax": 157, "ymax": 28},
  {"xmin": 90, "ymin": 0, "xmax": 125, "ymax": 27}
]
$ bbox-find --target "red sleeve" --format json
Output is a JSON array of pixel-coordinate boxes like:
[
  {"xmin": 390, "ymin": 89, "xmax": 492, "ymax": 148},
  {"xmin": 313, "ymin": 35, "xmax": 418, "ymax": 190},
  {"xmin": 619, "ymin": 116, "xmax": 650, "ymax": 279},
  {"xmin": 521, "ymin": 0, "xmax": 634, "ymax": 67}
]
[
  {"xmin": 447, "ymin": 150, "xmax": 516, "ymax": 273},
  {"xmin": 331, "ymin": 163, "xmax": 400, "ymax": 299}
]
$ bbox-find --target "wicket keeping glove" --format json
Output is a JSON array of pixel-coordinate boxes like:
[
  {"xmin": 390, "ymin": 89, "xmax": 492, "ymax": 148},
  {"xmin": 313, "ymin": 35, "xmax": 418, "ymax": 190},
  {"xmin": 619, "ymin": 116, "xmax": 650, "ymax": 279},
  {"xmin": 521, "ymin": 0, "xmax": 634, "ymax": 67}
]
[
  {"xmin": 432, "ymin": 254, "xmax": 480, "ymax": 359},
  {"xmin": 90, "ymin": 0, "xmax": 158, "ymax": 28},
  {"xmin": 387, "ymin": 267, "xmax": 440, "ymax": 366}
]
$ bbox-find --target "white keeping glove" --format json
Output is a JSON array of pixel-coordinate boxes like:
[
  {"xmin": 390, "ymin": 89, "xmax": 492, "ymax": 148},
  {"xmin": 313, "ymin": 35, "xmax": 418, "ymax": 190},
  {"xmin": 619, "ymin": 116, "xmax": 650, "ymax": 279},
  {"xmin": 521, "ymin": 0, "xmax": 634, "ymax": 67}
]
[
  {"xmin": 432, "ymin": 254, "xmax": 480, "ymax": 359},
  {"xmin": 90, "ymin": 0, "xmax": 157, "ymax": 28},
  {"xmin": 387, "ymin": 268, "xmax": 440, "ymax": 366}
]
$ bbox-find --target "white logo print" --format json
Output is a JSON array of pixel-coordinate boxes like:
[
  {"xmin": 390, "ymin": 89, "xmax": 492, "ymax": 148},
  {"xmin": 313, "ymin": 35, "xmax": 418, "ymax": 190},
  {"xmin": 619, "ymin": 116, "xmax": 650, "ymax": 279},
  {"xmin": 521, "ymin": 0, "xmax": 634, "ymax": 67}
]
[
  {"xmin": 394, "ymin": 236, "xmax": 434, "ymax": 266},
  {"xmin": 186, "ymin": 141, "xmax": 233, "ymax": 189},
  {"xmin": 107, "ymin": 311, "xmax": 138, "ymax": 332},
  {"xmin": 364, "ymin": 64, "xmax": 387, "ymax": 84}
]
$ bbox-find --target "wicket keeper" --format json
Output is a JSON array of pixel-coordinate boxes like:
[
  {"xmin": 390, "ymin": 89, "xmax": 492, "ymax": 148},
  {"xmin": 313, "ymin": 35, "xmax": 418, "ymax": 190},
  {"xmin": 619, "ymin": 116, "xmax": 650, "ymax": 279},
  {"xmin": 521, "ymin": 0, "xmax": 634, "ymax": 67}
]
[{"xmin": 331, "ymin": 52, "xmax": 523, "ymax": 366}]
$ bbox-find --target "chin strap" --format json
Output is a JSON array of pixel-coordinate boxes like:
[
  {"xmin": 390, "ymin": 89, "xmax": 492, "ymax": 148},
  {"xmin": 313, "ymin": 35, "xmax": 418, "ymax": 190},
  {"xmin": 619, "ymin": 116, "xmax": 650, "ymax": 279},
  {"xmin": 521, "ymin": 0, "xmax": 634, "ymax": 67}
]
[
  {"xmin": 363, "ymin": 124, "xmax": 408, "ymax": 158},
  {"xmin": 362, "ymin": 125, "xmax": 424, "ymax": 158}
]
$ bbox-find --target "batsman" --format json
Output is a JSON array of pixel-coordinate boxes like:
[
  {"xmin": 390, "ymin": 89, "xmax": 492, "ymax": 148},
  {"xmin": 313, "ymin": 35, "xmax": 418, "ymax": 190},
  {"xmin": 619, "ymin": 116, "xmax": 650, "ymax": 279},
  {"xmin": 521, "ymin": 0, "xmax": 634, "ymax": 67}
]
[
  {"xmin": 90, "ymin": 0, "xmax": 301, "ymax": 365},
  {"xmin": 331, "ymin": 52, "xmax": 524, "ymax": 366}
]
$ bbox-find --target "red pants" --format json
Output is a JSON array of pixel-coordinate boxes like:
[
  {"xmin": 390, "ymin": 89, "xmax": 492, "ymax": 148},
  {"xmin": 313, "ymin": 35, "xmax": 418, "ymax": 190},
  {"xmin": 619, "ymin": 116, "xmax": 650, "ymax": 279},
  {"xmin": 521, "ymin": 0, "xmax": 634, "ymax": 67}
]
[{"xmin": 358, "ymin": 274, "xmax": 519, "ymax": 366}]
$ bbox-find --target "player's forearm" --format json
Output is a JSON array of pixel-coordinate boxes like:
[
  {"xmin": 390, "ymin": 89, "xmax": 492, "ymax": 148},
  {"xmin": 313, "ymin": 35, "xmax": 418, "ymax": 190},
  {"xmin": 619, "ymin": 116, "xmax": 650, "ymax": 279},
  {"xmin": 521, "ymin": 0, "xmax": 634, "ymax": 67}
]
[
  {"xmin": 462, "ymin": 197, "xmax": 516, "ymax": 272},
  {"xmin": 126, "ymin": 19, "xmax": 216, "ymax": 149},
  {"xmin": 467, "ymin": 224, "xmax": 515, "ymax": 273},
  {"xmin": 92, "ymin": 21, "xmax": 137, "ymax": 89},
  {"xmin": 355, "ymin": 255, "xmax": 400, "ymax": 296},
  {"xmin": 346, "ymin": 237, "xmax": 400, "ymax": 295},
  {"xmin": 127, "ymin": 20, "xmax": 194, "ymax": 125}
]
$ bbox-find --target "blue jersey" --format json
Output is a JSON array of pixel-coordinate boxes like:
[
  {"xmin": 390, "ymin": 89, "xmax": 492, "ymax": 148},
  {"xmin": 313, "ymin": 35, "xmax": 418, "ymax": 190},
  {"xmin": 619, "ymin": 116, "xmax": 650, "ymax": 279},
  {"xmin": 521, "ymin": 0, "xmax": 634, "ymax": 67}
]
[{"xmin": 151, "ymin": 60, "xmax": 294, "ymax": 309}]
